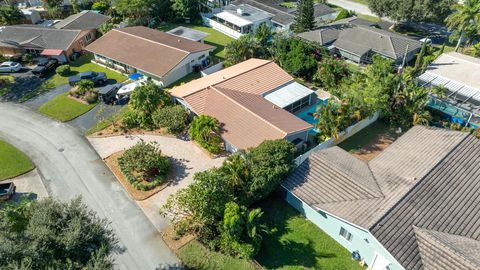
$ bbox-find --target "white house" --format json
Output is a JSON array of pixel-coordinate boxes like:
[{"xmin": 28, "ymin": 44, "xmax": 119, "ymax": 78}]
[{"xmin": 85, "ymin": 26, "xmax": 215, "ymax": 87}]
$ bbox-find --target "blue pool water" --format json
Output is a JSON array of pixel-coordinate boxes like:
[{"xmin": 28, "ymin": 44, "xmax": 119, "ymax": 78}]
[{"xmin": 295, "ymin": 100, "xmax": 328, "ymax": 132}]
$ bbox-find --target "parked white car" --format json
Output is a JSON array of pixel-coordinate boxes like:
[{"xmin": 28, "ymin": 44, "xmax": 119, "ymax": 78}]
[{"xmin": 0, "ymin": 62, "xmax": 22, "ymax": 73}]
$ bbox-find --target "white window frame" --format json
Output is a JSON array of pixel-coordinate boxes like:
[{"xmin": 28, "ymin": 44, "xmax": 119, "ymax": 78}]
[{"xmin": 339, "ymin": 227, "xmax": 353, "ymax": 242}]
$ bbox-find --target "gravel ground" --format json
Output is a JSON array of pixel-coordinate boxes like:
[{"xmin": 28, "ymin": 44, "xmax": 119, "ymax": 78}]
[{"xmin": 88, "ymin": 134, "xmax": 226, "ymax": 232}]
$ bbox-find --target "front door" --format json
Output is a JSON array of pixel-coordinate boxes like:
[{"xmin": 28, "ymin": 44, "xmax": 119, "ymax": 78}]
[{"xmin": 371, "ymin": 253, "xmax": 390, "ymax": 270}]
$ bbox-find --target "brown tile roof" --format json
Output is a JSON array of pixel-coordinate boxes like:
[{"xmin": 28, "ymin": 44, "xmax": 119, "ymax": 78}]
[
  {"xmin": 171, "ymin": 58, "xmax": 276, "ymax": 97},
  {"xmin": 85, "ymin": 26, "xmax": 214, "ymax": 77},
  {"xmin": 172, "ymin": 59, "xmax": 313, "ymax": 150}
]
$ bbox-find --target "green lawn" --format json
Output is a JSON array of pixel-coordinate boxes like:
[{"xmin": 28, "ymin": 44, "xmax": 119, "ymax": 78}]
[
  {"xmin": 338, "ymin": 120, "xmax": 394, "ymax": 153},
  {"xmin": 357, "ymin": 14, "xmax": 381, "ymax": 23},
  {"xmin": 256, "ymin": 196, "xmax": 363, "ymax": 270},
  {"xmin": 165, "ymin": 71, "xmax": 202, "ymax": 91},
  {"xmin": 347, "ymin": 0, "xmax": 369, "ymax": 5},
  {"xmin": 38, "ymin": 92, "xmax": 98, "ymax": 122},
  {"xmin": 44, "ymin": 55, "xmax": 128, "ymax": 89},
  {"xmin": 177, "ymin": 240, "xmax": 258, "ymax": 270},
  {"xmin": 0, "ymin": 141, "xmax": 34, "ymax": 181},
  {"xmin": 158, "ymin": 23, "xmax": 235, "ymax": 59}
]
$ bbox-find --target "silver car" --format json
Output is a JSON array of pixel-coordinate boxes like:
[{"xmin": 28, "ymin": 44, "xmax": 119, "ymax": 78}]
[{"xmin": 0, "ymin": 61, "xmax": 22, "ymax": 73}]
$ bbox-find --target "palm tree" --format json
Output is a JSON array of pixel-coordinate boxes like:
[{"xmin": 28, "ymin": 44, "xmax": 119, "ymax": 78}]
[{"xmin": 445, "ymin": 0, "xmax": 480, "ymax": 52}]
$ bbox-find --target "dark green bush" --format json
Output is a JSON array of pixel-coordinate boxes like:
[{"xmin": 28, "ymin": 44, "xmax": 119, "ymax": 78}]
[
  {"xmin": 56, "ymin": 65, "xmax": 71, "ymax": 76},
  {"xmin": 152, "ymin": 105, "xmax": 188, "ymax": 135},
  {"xmin": 117, "ymin": 141, "xmax": 170, "ymax": 191}
]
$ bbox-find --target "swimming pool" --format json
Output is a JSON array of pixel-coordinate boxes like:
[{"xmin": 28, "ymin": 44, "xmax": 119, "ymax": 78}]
[{"xmin": 295, "ymin": 100, "xmax": 327, "ymax": 132}]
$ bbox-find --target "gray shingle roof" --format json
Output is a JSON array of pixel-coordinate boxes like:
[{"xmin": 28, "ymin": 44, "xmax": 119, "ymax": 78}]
[
  {"xmin": 54, "ymin": 10, "xmax": 110, "ymax": 30},
  {"xmin": 298, "ymin": 20, "xmax": 422, "ymax": 61},
  {"xmin": 0, "ymin": 26, "xmax": 81, "ymax": 50},
  {"xmin": 231, "ymin": 0, "xmax": 335, "ymax": 26},
  {"xmin": 283, "ymin": 126, "xmax": 480, "ymax": 269},
  {"xmin": 414, "ymin": 228, "xmax": 480, "ymax": 270},
  {"xmin": 370, "ymin": 134, "xmax": 480, "ymax": 270}
]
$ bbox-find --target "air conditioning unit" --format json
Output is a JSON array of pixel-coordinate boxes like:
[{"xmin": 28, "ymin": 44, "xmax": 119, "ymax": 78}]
[{"xmin": 237, "ymin": 8, "xmax": 243, "ymax": 15}]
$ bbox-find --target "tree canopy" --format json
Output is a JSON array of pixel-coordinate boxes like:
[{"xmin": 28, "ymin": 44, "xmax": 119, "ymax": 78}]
[
  {"xmin": 367, "ymin": 0, "xmax": 455, "ymax": 22},
  {"xmin": 126, "ymin": 80, "xmax": 171, "ymax": 128},
  {"xmin": 0, "ymin": 197, "xmax": 117, "ymax": 269},
  {"xmin": 188, "ymin": 115, "xmax": 223, "ymax": 154},
  {"xmin": 271, "ymin": 35, "xmax": 317, "ymax": 80},
  {"xmin": 161, "ymin": 139, "xmax": 295, "ymax": 257},
  {"xmin": 0, "ymin": 6, "xmax": 24, "ymax": 26},
  {"xmin": 292, "ymin": 0, "xmax": 315, "ymax": 33},
  {"xmin": 224, "ymin": 34, "xmax": 263, "ymax": 67},
  {"xmin": 445, "ymin": 0, "xmax": 480, "ymax": 51}
]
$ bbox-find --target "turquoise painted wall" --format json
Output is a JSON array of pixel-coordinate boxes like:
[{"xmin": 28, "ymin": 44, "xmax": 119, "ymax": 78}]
[{"xmin": 284, "ymin": 191, "xmax": 404, "ymax": 270}]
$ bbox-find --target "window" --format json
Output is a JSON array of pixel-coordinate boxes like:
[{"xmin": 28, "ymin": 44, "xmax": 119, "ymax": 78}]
[
  {"xmin": 198, "ymin": 54, "xmax": 205, "ymax": 60},
  {"xmin": 339, "ymin": 227, "xmax": 353, "ymax": 242},
  {"xmin": 85, "ymin": 32, "xmax": 93, "ymax": 42}
]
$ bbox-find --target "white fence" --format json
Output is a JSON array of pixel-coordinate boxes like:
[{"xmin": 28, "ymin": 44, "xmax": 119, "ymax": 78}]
[
  {"xmin": 201, "ymin": 62, "xmax": 224, "ymax": 76},
  {"xmin": 295, "ymin": 112, "xmax": 380, "ymax": 166}
]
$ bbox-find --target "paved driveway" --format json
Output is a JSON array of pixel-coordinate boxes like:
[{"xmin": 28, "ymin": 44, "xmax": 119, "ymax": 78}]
[
  {"xmin": 89, "ymin": 135, "xmax": 225, "ymax": 232},
  {"xmin": 0, "ymin": 103, "xmax": 179, "ymax": 269}
]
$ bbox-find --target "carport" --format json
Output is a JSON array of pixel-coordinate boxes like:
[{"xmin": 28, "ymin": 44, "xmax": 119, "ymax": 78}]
[{"xmin": 41, "ymin": 49, "xmax": 67, "ymax": 63}]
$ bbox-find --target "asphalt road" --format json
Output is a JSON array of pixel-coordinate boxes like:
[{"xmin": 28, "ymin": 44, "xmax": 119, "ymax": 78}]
[{"xmin": 0, "ymin": 103, "xmax": 179, "ymax": 270}]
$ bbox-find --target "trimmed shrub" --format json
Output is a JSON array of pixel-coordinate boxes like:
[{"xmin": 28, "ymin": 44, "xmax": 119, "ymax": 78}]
[
  {"xmin": 189, "ymin": 115, "xmax": 223, "ymax": 154},
  {"xmin": 152, "ymin": 105, "xmax": 188, "ymax": 135},
  {"xmin": 56, "ymin": 65, "xmax": 71, "ymax": 76},
  {"xmin": 117, "ymin": 141, "xmax": 170, "ymax": 191},
  {"xmin": 22, "ymin": 53, "xmax": 34, "ymax": 64}
]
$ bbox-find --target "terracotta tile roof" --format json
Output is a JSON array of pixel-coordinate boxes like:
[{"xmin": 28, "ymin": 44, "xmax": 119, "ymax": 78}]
[
  {"xmin": 85, "ymin": 26, "xmax": 214, "ymax": 77},
  {"xmin": 172, "ymin": 59, "xmax": 313, "ymax": 150},
  {"xmin": 171, "ymin": 58, "xmax": 275, "ymax": 98}
]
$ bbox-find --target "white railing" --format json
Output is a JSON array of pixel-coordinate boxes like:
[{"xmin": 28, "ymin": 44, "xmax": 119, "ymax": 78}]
[
  {"xmin": 201, "ymin": 61, "xmax": 224, "ymax": 76},
  {"xmin": 295, "ymin": 112, "xmax": 380, "ymax": 166},
  {"xmin": 203, "ymin": 17, "xmax": 242, "ymax": 39}
]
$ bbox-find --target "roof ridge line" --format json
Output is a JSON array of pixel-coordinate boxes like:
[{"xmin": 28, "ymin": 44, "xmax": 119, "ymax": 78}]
[
  {"xmin": 211, "ymin": 59, "xmax": 275, "ymax": 88},
  {"xmin": 182, "ymin": 59, "xmax": 274, "ymax": 99},
  {"xmin": 413, "ymin": 227, "xmax": 480, "ymax": 267},
  {"xmin": 8, "ymin": 26, "xmax": 81, "ymax": 32},
  {"xmin": 114, "ymin": 28, "xmax": 190, "ymax": 54},
  {"xmin": 369, "ymin": 131, "xmax": 472, "ymax": 230},
  {"xmin": 211, "ymin": 86, "xmax": 288, "ymax": 136}
]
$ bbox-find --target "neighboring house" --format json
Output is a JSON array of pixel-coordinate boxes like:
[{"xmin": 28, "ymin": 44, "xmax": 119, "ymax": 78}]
[
  {"xmin": 167, "ymin": 26, "xmax": 210, "ymax": 43},
  {"xmin": 21, "ymin": 9, "xmax": 41, "ymax": 24},
  {"xmin": 0, "ymin": 26, "xmax": 95, "ymax": 62},
  {"xmin": 53, "ymin": 10, "xmax": 110, "ymax": 31},
  {"xmin": 417, "ymin": 52, "xmax": 480, "ymax": 128},
  {"xmin": 298, "ymin": 17, "xmax": 422, "ymax": 65},
  {"xmin": 283, "ymin": 125, "xmax": 480, "ymax": 270},
  {"xmin": 170, "ymin": 58, "xmax": 314, "ymax": 152},
  {"xmin": 205, "ymin": 4, "xmax": 274, "ymax": 38},
  {"xmin": 85, "ymin": 26, "xmax": 215, "ymax": 87},
  {"xmin": 233, "ymin": 0, "xmax": 338, "ymax": 29},
  {"xmin": 203, "ymin": 1, "xmax": 337, "ymax": 38}
]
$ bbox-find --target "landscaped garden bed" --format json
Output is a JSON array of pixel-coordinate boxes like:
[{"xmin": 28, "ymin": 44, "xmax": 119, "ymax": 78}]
[
  {"xmin": 0, "ymin": 140, "xmax": 34, "ymax": 181},
  {"xmin": 105, "ymin": 141, "xmax": 173, "ymax": 200}
]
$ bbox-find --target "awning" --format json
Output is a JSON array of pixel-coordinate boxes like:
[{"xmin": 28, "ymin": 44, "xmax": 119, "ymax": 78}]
[
  {"xmin": 41, "ymin": 49, "xmax": 64, "ymax": 56},
  {"xmin": 128, "ymin": 73, "xmax": 144, "ymax": 80},
  {"xmin": 215, "ymin": 11, "xmax": 252, "ymax": 27},
  {"xmin": 264, "ymin": 82, "xmax": 314, "ymax": 108}
]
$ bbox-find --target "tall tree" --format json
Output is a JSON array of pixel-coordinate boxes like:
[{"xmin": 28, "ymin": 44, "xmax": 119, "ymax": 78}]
[
  {"xmin": 292, "ymin": 0, "xmax": 315, "ymax": 33},
  {"xmin": 128, "ymin": 80, "xmax": 171, "ymax": 128},
  {"xmin": 445, "ymin": 0, "xmax": 480, "ymax": 51},
  {"xmin": 0, "ymin": 197, "xmax": 117, "ymax": 269},
  {"xmin": 367, "ymin": 0, "xmax": 454, "ymax": 22},
  {"xmin": 171, "ymin": 0, "xmax": 201, "ymax": 21},
  {"xmin": 0, "ymin": 6, "xmax": 24, "ymax": 26},
  {"xmin": 224, "ymin": 34, "xmax": 263, "ymax": 66}
]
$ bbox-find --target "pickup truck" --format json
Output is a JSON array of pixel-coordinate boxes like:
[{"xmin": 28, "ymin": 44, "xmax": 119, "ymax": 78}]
[
  {"xmin": 0, "ymin": 182, "xmax": 16, "ymax": 202},
  {"xmin": 32, "ymin": 58, "xmax": 58, "ymax": 77},
  {"xmin": 68, "ymin": 71, "xmax": 107, "ymax": 86}
]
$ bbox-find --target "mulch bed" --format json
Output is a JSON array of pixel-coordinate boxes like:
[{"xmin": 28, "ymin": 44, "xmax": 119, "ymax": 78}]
[
  {"xmin": 104, "ymin": 151, "xmax": 175, "ymax": 201},
  {"xmin": 161, "ymin": 225, "xmax": 196, "ymax": 252},
  {"xmin": 89, "ymin": 122, "xmax": 174, "ymax": 138}
]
